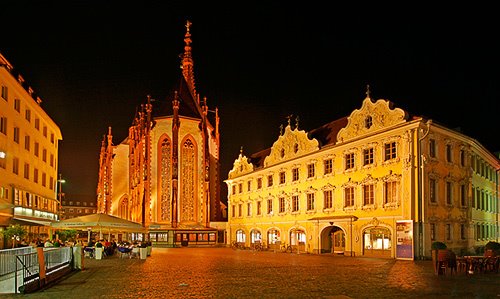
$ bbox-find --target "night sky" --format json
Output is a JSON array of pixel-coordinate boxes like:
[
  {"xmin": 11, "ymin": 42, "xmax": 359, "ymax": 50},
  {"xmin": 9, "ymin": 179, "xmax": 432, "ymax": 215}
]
[{"xmin": 2, "ymin": 3, "xmax": 498, "ymax": 203}]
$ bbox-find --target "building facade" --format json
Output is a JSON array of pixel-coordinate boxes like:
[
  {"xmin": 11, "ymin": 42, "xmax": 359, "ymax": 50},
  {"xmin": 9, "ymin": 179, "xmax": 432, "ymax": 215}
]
[
  {"xmin": 225, "ymin": 93, "xmax": 499, "ymax": 259},
  {"xmin": 0, "ymin": 53, "xmax": 62, "ymax": 248},
  {"xmin": 60, "ymin": 199, "xmax": 97, "ymax": 220},
  {"xmin": 96, "ymin": 21, "xmax": 226, "ymax": 247}
]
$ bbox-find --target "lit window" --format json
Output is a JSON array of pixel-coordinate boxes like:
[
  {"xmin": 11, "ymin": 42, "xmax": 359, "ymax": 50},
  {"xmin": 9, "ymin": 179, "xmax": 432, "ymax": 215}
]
[
  {"xmin": 292, "ymin": 195, "xmax": 299, "ymax": 212},
  {"xmin": 307, "ymin": 164, "xmax": 315, "ymax": 178},
  {"xmin": 429, "ymin": 139, "xmax": 436, "ymax": 158},
  {"xmin": 14, "ymin": 99, "xmax": 21, "ymax": 112},
  {"xmin": 344, "ymin": 187, "xmax": 354, "ymax": 207},
  {"xmin": 345, "ymin": 153, "xmax": 355, "ymax": 170},
  {"xmin": 292, "ymin": 168, "xmax": 299, "ymax": 181},
  {"xmin": 267, "ymin": 198, "xmax": 273, "ymax": 214},
  {"xmin": 267, "ymin": 175, "xmax": 273, "ymax": 187},
  {"xmin": 279, "ymin": 171, "xmax": 286, "ymax": 184},
  {"xmin": 23, "ymin": 163, "xmax": 29, "ymax": 179},
  {"xmin": 24, "ymin": 135, "xmax": 30, "ymax": 151},
  {"xmin": 13, "ymin": 157, "xmax": 19, "ymax": 175},
  {"xmin": 429, "ymin": 178, "xmax": 437, "ymax": 203},
  {"xmin": 1, "ymin": 85, "xmax": 7, "ymax": 100},
  {"xmin": 385, "ymin": 181, "xmax": 397, "ymax": 204},
  {"xmin": 324, "ymin": 159, "xmax": 333, "ymax": 174},
  {"xmin": 363, "ymin": 184, "xmax": 374, "ymax": 205},
  {"xmin": 446, "ymin": 144, "xmax": 452, "ymax": 163},
  {"xmin": 0, "ymin": 117, "xmax": 6, "ymax": 135},
  {"xmin": 279, "ymin": 197, "xmax": 285, "ymax": 213},
  {"xmin": 446, "ymin": 181, "xmax": 453, "ymax": 205},
  {"xmin": 323, "ymin": 190, "xmax": 333, "ymax": 209},
  {"xmin": 25, "ymin": 109, "xmax": 31, "ymax": 122},
  {"xmin": 307, "ymin": 193, "xmax": 314, "ymax": 211},
  {"xmin": 365, "ymin": 116, "xmax": 373, "ymax": 129},
  {"xmin": 384, "ymin": 142, "xmax": 397, "ymax": 161},
  {"xmin": 13, "ymin": 127, "xmax": 20, "ymax": 143},
  {"xmin": 363, "ymin": 148, "xmax": 374, "ymax": 165}
]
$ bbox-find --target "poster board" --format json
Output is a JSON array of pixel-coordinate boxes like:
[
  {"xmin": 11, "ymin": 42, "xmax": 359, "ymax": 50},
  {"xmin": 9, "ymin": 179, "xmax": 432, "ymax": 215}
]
[{"xmin": 396, "ymin": 220, "xmax": 414, "ymax": 260}]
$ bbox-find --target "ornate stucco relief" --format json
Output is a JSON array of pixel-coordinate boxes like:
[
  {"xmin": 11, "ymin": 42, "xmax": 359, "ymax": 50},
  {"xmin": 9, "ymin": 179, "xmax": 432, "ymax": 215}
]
[
  {"xmin": 228, "ymin": 151, "xmax": 254, "ymax": 179},
  {"xmin": 264, "ymin": 124, "xmax": 319, "ymax": 168},
  {"xmin": 337, "ymin": 97, "xmax": 408, "ymax": 144}
]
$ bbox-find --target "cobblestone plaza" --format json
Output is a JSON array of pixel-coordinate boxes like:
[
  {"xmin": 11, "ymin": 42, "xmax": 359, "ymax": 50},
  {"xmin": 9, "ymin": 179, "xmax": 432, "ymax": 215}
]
[{"xmin": 4, "ymin": 247, "xmax": 499, "ymax": 298}]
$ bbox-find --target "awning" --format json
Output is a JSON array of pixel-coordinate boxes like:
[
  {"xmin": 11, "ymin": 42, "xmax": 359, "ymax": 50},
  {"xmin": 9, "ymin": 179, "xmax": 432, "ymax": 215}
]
[
  {"xmin": 308, "ymin": 215, "xmax": 358, "ymax": 222},
  {"xmin": 0, "ymin": 216, "xmax": 53, "ymax": 227},
  {"xmin": 12, "ymin": 217, "xmax": 53, "ymax": 226}
]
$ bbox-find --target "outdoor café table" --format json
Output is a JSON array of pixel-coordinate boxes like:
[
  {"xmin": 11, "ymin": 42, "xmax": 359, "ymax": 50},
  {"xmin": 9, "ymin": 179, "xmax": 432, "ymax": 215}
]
[
  {"xmin": 464, "ymin": 255, "xmax": 487, "ymax": 274},
  {"xmin": 84, "ymin": 246, "xmax": 95, "ymax": 258},
  {"xmin": 117, "ymin": 246, "xmax": 132, "ymax": 258}
]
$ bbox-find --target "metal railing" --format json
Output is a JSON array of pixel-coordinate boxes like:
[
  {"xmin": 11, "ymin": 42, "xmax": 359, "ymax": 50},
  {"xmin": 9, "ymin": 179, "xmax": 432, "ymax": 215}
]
[
  {"xmin": 0, "ymin": 247, "xmax": 35, "ymax": 277},
  {"xmin": 13, "ymin": 247, "xmax": 73, "ymax": 294}
]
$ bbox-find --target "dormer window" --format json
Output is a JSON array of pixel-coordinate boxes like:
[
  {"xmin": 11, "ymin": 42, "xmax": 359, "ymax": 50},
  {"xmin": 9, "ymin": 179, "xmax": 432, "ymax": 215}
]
[
  {"xmin": 280, "ymin": 148, "xmax": 285, "ymax": 158},
  {"xmin": 294, "ymin": 143, "xmax": 299, "ymax": 153},
  {"xmin": 365, "ymin": 116, "xmax": 373, "ymax": 129}
]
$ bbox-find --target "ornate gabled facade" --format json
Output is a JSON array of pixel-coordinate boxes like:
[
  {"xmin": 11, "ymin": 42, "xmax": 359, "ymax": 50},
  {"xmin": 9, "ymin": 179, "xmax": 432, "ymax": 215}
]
[
  {"xmin": 96, "ymin": 21, "xmax": 226, "ymax": 247},
  {"xmin": 225, "ymin": 91, "xmax": 499, "ymax": 259}
]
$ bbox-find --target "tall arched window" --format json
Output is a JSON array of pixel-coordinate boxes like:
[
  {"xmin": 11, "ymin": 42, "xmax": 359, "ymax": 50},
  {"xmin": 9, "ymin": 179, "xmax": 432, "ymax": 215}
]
[
  {"xmin": 158, "ymin": 136, "xmax": 172, "ymax": 221},
  {"xmin": 118, "ymin": 196, "xmax": 129, "ymax": 220},
  {"xmin": 181, "ymin": 136, "xmax": 197, "ymax": 222}
]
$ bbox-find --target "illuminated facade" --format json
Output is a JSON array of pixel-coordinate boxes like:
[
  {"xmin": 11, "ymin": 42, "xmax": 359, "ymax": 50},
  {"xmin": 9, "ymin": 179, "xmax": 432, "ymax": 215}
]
[
  {"xmin": 226, "ymin": 92, "xmax": 499, "ymax": 259},
  {"xmin": 60, "ymin": 199, "xmax": 97, "ymax": 220},
  {"xmin": 0, "ymin": 53, "xmax": 62, "ymax": 248},
  {"xmin": 96, "ymin": 21, "xmax": 226, "ymax": 246}
]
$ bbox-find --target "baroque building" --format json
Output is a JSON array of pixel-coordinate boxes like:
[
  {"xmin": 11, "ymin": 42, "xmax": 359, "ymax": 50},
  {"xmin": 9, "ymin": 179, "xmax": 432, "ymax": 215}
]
[
  {"xmin": 0, "ymin": 53, "xmax": 62, "ymax": 248},
  {"xmin": 225, "ymin": 90, "xmax": 499, "ymax": 259},
  {"xmin": 96, "ymin": 21, "xmax": 226, "ymax": 247}
]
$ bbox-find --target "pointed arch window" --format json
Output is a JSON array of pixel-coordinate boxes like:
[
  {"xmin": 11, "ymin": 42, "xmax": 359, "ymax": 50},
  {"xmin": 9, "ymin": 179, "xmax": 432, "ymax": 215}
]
[{"xmin": 159, "ymin": 136, "xmax": 172, "ymax": 221}]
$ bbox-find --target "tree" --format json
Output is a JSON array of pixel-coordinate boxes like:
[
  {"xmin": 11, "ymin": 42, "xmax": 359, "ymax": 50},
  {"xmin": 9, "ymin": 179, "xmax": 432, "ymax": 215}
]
[
  {"xmin": 58, "ymin": 229, "xmax": 78, "ymax": 242},
  {"xmin": 1, "ymin": 224, "xmax": 27, "ymax": 248}
]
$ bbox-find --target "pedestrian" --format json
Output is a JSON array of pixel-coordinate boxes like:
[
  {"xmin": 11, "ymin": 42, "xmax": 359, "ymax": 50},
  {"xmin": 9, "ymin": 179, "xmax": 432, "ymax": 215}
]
[{"xmin": 44, "ymin": 239, "xmax": 54, "ymax": 247}]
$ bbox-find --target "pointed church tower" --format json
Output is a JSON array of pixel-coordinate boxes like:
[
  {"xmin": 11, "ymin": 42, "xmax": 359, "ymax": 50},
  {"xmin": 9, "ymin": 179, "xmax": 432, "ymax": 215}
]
[{"xmin": 96, "ymin": 21, "xmax": 226, "ymax": 248}]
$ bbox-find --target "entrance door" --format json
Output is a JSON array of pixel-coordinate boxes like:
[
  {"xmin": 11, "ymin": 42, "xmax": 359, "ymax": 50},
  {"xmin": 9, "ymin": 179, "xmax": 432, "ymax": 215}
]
[{"xmin": 333, "ymin": 230, "xmax": 345, "ymax": 253}]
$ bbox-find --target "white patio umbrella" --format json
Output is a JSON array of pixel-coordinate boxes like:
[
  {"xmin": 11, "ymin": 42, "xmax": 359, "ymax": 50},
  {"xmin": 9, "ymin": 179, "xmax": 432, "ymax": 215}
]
[{"xmin": 51, "ymin": 213, "xmax": 146, "ymax": 241}]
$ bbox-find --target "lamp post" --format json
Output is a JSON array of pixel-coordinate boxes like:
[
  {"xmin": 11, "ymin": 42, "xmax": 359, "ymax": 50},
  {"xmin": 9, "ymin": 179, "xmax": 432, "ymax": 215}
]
[{"xmin": 57, "ymin": 174, "xmax": 66, "ymax": 220}]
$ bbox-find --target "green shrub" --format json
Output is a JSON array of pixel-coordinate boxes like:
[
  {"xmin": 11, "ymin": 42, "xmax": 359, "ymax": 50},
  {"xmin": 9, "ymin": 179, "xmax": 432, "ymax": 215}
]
[
  {"xmin": 1, "ymin": 225, "xmax": 27, "ymax": 248},
  {"xmin": 431, "ymin": 241, "xmax": 447, "ymax": 250},
  {"xmin": 485, "ymin": 241, "xmax": 500, "ymax": 254}
]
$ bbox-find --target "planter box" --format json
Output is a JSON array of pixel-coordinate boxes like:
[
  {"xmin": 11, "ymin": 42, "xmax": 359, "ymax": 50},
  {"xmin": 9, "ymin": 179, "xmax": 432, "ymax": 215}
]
[
  {"xmin": 139, "ymin": 247, "xmax": 148, "ymax": 259},
  {"xmin": 95, "ymin": 247, "xmax": 104, "ymax": 260}
]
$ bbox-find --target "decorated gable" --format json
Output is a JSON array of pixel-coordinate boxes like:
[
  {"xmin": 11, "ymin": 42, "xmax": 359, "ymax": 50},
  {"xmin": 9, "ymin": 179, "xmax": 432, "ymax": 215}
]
[
  {"xmin": 228, "ymin": 151, "xmax": 254, "ymax": 179},
  {"xmin": 264, "ymin": 124, "xmax": 319, "ymax": 167},
  {"xmin": 337, "ymin": 97, "xmax": 408, "ymax": 144}
]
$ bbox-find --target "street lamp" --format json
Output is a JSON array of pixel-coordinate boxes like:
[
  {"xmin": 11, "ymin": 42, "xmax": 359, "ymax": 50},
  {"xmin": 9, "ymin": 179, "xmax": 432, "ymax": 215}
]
[{"xmin": 57, "ymin": 174, "xmax": 66, "ymax": 220}]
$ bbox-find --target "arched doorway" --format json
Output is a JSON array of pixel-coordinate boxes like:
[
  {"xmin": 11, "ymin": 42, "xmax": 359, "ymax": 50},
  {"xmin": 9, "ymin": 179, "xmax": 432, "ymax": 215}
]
[
  {"xmin": 363, "ymin": 227, "xmax": 392, "ymax": 258},
  {"xmin": 236, "ymin": 229, "xmax": 246, "ymax": 244},
  {"xmin": 289, "ymin": 228, "xmax": 306, "ymax": 252},
  {"xmin": 250, "ymin": 229, "xmax": 262, "ymax": 249},
  {"xmin": 267, "ymin": 228, "xmax": 280, "ymax": 250},
  {"xmin": 320, "ymin": 226, "xmax": 345, "ymax": 254}
]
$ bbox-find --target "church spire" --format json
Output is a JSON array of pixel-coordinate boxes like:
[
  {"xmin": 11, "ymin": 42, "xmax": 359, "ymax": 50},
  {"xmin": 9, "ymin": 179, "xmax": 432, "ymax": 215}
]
[{"xmin": 181, "ymin": 20, "xmax": 196, "ymax": 99}]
